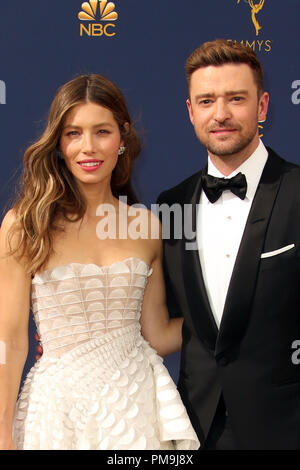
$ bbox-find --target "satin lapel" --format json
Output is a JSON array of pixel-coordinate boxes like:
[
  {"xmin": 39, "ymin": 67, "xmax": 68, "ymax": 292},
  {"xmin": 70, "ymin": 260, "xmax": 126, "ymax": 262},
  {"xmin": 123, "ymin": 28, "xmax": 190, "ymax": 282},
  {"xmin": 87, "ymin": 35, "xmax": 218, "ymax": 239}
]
[
  {"xmin": 215, "ymin": 152, "xmax": 284, "ymax": 358},
  {"xmin": 182, "ymin": 167, "xmax": 219, "ymax": 351}
]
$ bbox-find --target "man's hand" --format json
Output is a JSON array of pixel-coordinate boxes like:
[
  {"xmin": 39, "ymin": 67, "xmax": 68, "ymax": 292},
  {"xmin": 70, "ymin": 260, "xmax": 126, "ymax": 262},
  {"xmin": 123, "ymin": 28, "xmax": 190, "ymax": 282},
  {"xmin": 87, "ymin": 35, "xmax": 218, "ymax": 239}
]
[{"xmin": 34, "ymin": 332, "xmax": 43, "ymax": 361}]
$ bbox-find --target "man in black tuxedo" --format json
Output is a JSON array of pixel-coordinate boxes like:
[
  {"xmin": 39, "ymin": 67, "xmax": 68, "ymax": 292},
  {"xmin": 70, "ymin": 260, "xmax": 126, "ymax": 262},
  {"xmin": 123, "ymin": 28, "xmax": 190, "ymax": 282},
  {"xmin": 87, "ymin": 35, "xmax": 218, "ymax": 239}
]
[{"xmin": 157, "ymin": 39, "xmax": 300, "ymax": 450}]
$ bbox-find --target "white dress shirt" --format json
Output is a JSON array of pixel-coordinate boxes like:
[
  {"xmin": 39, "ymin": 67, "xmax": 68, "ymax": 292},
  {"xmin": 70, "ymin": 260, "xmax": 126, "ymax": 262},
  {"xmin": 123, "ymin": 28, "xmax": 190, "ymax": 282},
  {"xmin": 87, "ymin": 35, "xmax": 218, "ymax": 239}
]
[{"xmin": 197, "ymin": 140, "xmax": 268, "ymax": 328}]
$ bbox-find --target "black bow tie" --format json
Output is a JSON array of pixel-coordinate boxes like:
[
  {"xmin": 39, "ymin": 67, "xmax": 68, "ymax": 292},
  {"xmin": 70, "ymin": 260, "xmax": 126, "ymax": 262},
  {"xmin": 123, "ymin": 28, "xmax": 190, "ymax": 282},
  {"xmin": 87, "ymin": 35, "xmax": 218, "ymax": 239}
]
[{"xmin": 201, "ymin": 172, "xmax": 247, "ymax": 203}]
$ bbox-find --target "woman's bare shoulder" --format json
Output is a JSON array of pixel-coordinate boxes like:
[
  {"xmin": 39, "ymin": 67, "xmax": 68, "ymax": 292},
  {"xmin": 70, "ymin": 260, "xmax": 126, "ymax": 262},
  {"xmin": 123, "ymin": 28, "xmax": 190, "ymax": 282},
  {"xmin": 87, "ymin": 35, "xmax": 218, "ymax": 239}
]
[
  {"xmin": 1, "ymin": 208, "xmax": 17, "ymax": 229},
  {"xmin": 0, "ymin": 209, "xmax": 18, "ymax": 242}
]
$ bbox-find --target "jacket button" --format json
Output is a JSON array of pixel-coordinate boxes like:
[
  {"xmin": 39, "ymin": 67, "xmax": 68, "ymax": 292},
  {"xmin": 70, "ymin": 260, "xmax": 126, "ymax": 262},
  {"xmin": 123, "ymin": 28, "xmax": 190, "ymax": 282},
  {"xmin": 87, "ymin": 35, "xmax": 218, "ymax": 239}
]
[{"xmin": 219, "ymin": 356, "xmax": 229, "ymax": 366}]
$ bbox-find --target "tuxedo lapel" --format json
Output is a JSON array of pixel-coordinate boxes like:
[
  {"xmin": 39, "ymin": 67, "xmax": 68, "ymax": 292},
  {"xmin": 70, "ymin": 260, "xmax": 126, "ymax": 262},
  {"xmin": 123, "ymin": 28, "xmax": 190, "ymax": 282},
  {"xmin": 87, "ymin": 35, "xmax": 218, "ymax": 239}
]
[
  {"xmin": 182, "ymin": 168, "xmax": 219, "ymax": 351},
  {"xmin": 215, "ymin": 151, "xmax": 284, "ymax": 358}
]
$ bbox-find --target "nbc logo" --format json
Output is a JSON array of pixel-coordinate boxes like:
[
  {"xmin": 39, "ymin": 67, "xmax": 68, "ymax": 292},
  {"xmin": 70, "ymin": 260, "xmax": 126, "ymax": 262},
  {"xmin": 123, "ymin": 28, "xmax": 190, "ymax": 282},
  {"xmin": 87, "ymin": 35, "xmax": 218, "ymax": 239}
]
[
  {"xmin": 0, "ymin": 80, "xmax": 6, "ymax": 105},
  {"xmin": 78, "ymin": 1, "xmax": 118, "ymax": 37}
]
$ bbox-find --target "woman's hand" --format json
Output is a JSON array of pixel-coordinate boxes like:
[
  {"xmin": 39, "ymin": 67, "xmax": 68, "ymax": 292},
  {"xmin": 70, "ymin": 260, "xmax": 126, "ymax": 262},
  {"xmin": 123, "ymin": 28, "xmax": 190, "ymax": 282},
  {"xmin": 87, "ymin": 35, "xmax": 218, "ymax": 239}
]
[{"xmin": 0, "ymin": 434, "xmax": 14, "ymax": 450}]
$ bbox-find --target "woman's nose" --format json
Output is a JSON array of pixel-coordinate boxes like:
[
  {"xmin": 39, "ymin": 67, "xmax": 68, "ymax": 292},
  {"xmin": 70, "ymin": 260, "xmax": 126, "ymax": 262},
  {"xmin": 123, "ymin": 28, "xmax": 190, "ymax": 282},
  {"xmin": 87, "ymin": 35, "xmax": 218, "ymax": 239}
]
[{"xmin": 82, "ymin": 133, "xmax": 96, "ymax": 153}]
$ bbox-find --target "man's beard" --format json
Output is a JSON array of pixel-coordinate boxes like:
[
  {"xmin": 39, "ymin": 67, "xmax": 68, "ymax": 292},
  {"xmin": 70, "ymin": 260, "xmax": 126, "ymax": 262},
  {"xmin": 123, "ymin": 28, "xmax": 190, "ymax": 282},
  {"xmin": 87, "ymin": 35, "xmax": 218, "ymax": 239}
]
[
  {"xmin": 206, "ymin": 133, "xmax": 255, "ymax": 157},
  {"xmin": 202, "ymin": 123, "xmax": 258, "ymax": 157}
]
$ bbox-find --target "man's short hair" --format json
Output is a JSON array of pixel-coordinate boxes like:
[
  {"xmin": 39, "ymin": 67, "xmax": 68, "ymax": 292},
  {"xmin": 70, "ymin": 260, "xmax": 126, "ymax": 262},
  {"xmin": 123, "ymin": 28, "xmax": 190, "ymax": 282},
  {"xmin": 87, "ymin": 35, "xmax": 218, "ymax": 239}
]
[{"xmin": 186, "ymin": 39, "xmax": 264, "ymax": 97}]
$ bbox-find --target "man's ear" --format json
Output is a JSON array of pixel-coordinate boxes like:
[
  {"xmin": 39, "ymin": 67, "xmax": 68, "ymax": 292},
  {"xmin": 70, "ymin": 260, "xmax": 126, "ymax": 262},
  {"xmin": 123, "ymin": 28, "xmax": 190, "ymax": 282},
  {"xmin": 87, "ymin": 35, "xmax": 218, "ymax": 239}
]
[
  {"xmin": 186, "ymin": 98, "xmax": 194, "ymax": 125},
  {"xmin": 258, "ymin": 91, "xmax": 269, "ymax": 123}
]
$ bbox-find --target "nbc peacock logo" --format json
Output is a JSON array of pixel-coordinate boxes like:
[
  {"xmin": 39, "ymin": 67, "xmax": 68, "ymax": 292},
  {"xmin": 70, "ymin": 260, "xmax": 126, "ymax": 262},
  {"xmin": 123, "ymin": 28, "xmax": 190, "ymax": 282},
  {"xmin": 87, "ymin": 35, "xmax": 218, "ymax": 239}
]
[{"xmin": 78, "ymin": 1, "xmax": 119, "ymax": 37}]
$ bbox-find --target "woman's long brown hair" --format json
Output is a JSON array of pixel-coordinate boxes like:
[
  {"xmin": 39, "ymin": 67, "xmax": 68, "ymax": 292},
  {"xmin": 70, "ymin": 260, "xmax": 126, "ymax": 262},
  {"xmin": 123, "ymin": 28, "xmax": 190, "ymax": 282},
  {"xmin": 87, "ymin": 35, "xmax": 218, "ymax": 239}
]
[{"xmin": 7, "ymin": 74, "xmax": 141, "ymax": 275}]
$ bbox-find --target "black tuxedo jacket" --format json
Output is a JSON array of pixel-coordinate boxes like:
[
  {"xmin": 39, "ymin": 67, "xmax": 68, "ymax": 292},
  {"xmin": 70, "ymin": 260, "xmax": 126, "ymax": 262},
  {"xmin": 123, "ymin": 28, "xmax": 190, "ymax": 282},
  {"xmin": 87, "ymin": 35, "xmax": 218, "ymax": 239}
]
[{"xmin": 157, "ymin": 148, "xmax": 300, "ymax": 449}]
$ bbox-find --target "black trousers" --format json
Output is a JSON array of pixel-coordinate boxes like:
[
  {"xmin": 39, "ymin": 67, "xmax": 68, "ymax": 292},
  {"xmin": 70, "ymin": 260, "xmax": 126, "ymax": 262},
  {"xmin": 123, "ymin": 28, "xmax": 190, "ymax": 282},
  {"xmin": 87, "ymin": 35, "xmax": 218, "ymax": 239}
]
[{"xmin": 202, "ymin": 395, "xmax": 238, "ymax": 450}]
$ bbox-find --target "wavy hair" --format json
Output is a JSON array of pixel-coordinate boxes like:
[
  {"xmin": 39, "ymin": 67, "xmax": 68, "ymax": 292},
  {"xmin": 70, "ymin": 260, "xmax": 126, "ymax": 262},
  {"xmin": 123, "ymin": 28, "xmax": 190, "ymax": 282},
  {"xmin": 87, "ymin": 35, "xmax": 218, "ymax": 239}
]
[
  {"xmin": 8, "ymin": 74, "xmax": 141, "ymax": 275},
  {"xmin": 185, "ymin": 39, "xmax": 264, "ymax": 97}
]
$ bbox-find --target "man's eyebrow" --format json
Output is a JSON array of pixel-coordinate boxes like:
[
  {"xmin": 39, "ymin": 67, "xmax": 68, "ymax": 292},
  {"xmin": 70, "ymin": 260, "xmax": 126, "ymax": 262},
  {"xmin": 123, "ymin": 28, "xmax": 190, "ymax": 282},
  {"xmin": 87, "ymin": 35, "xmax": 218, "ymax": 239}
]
[
  {"xmin": 194, "ymin": 93, "xmax": 215, "ymax": 100},
  {"xmin": 224, "ymin": 89, "xmax": 249, "ymax": 96},
  {"xmin": 194, "ymin": 90, "xmax": 249, "ymax": 100}
]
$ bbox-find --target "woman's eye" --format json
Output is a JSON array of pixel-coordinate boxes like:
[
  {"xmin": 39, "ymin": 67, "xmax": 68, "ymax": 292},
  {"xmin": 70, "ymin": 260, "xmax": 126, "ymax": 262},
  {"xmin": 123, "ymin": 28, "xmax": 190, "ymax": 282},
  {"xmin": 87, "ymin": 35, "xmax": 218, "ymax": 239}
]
[
  {"xmin": 97, "ymin": 129, "xmax": 109, "ymax": 134},
  {"xmin": 66, "ymin": 130, "xmax": 79, "ymax": 136}
]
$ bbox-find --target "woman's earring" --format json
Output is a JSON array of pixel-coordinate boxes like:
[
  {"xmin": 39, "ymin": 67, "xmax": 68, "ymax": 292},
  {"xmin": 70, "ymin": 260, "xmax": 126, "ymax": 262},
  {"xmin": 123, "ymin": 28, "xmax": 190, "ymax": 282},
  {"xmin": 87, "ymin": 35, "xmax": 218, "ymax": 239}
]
[
  {"xmin": 118, "ymin": 146, "xmax": 126, "ymax": 156},
  {"xmin": 57, "ymin": 150, "xmax": 64, "ymax": 160}
]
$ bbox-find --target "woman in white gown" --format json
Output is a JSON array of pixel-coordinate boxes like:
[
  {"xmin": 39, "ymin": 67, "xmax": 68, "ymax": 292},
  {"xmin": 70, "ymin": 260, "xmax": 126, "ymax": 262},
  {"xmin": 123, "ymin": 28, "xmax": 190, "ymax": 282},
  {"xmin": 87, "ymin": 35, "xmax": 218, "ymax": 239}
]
[{"xmin": 0, "ymin": 74, "xmax": 200, "ymax": 450}]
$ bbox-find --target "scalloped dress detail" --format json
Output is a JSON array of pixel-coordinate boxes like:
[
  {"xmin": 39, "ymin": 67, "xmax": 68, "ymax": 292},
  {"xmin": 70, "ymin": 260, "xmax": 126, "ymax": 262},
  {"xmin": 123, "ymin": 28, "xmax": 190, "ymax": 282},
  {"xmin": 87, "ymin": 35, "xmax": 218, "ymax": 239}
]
[{"xmin": 13, "ymin": 257, "xmax": 200, "ymax": 450}]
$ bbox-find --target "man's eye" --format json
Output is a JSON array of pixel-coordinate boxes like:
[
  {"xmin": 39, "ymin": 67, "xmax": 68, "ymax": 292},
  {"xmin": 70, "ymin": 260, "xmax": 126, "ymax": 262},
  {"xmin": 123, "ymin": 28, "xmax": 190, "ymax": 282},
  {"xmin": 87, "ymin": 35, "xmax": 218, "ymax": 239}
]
[
  {"xmin": 200, "ymin": 99, "xmax": 212, "ymax": 105},
  {"xmin": 98, "ymin": 129, "xmax": 109, "ymax": 134},
  {"xmin": 232, "ymin": 97, "xmax": 242, "ymax": 102}
]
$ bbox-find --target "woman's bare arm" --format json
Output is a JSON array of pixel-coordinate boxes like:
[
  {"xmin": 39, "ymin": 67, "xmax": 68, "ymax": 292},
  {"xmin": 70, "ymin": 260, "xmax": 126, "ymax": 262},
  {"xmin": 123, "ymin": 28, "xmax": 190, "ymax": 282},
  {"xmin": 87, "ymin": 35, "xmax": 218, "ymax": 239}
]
[
  {"xmin": 139, "ymin": 216, "xmax": 183, "ymax": 357},
  {"xmin": 0, "ymin": 210, "xmax": 31, "ymax": 449}
]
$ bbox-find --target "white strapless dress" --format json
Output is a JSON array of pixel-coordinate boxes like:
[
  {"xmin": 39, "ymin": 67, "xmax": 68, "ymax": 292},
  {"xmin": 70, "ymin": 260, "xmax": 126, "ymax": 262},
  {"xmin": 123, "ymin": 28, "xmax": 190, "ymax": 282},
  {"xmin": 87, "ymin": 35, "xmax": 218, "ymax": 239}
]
[{"xmin": 13, "ymin": 257, "xmax": 200, "ymax": 450}]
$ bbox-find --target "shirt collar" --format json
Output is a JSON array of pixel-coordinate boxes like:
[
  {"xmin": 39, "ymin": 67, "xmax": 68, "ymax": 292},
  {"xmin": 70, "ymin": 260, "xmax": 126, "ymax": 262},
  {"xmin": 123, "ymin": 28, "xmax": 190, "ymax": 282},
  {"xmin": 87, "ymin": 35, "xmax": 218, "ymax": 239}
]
[{"xmin": 207, "ymin": 139, "xmax": 268, "ymax": 201}]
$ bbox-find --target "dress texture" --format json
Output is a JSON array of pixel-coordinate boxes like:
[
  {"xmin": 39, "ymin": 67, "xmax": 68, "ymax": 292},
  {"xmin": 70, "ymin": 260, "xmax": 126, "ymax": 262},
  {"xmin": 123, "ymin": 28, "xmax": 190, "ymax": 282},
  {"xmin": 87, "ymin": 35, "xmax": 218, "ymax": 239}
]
[{"xmin": 13, "ymin": 257, "xmax": 200, "ymax": 450}]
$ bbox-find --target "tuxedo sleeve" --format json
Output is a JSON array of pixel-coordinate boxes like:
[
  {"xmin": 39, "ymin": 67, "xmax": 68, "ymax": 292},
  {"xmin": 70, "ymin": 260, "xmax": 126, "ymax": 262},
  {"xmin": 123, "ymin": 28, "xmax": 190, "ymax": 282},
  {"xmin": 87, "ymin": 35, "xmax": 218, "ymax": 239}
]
[
  {"xmin": 157, "ymin": 191, "xmax": 183, "ymax": 319},
  {"xmin": 162, "ymin": 255, "xmax": 183, "ymax": 318}
]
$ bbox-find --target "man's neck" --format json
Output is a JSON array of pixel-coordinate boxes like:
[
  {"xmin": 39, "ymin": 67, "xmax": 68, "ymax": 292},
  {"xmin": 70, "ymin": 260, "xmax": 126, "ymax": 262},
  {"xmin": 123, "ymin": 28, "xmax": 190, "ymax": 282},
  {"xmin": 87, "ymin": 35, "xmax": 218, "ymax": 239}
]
[{"xmin": 208, "ymin": 138, "xmax": 260, "ymax": 176}]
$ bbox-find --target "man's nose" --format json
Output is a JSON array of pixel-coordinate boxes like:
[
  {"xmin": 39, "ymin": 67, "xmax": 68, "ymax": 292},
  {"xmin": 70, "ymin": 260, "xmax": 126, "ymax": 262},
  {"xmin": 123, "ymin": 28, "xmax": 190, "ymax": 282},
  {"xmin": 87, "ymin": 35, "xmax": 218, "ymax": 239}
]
[{"xmin": 214, "ymin": 99, "xmax": 231, "ymax": 123}]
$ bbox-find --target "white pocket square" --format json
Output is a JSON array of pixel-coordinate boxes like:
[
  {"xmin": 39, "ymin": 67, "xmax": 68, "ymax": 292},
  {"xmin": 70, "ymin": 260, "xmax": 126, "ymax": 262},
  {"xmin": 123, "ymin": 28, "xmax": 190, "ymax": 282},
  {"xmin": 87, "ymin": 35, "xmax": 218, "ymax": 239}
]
[{"xmin": 261, "ymin": 244, "xmax": 295, "ymax": 259}]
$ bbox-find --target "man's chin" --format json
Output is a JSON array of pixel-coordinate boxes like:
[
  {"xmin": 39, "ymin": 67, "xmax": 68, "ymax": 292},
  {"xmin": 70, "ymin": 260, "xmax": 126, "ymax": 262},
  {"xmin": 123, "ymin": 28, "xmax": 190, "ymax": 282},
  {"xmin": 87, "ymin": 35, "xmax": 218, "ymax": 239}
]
[
  {"xmin": 207, "ymin": 145, "xmax": 243, "ymax": 157},
  {"xmin": 206, "ymin": 139, "xmax": 253, "ymax": 158}
]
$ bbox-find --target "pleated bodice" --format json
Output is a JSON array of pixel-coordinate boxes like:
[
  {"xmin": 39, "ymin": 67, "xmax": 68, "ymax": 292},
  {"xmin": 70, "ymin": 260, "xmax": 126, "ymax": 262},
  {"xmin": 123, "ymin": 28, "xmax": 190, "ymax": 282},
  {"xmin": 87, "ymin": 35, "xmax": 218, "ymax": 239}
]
[{"xmin": 31, "ymin": 257, "xmax": 153, "ymax": 357}]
